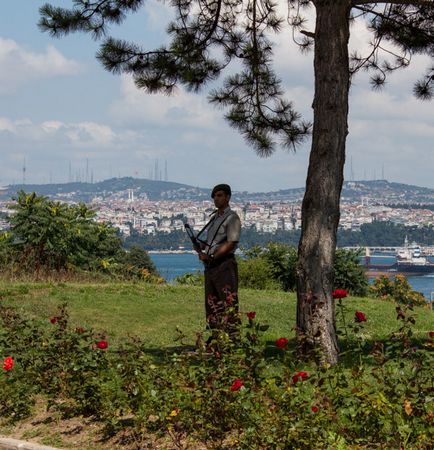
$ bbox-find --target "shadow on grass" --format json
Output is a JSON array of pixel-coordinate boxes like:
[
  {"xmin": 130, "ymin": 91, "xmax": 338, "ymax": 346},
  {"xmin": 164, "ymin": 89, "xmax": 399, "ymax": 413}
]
[{"xmin": 134, "ymin": 335, "xmax": 431, "ymax": 368}]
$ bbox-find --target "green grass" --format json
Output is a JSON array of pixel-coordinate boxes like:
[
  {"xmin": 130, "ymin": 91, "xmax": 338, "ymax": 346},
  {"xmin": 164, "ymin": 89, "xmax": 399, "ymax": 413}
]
[{"xmin": 0, "ymin": 281, "xmax": 432, "ymax": 350}]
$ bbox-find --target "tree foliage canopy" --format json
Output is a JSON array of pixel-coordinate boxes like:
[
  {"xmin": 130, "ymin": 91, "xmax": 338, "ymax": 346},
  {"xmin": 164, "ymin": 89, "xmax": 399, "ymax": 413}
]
[
  {"xmin": 0, "ymin": 191, "xmax": 157, "ymax": 278},
  {"xmin": 39, "ymin": 0, "xmax": 434, "ymax": 153}
]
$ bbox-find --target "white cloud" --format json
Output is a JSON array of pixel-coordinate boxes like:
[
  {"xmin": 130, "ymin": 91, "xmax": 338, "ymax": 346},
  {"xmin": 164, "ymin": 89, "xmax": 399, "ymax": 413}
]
[
  {"xmin": 41, "ymin": 121, "xmax": 64, "ymax": 133},
  {"xmin": 143, "ymin": 0, "xmax": 175, "ymax": 31},
  {"xmin": 64, "ymin": 122, "xmax": 116, "ymax": 146},
  {"xmin": 0, "ymin": 38, "xmax": 82, "ymax": 94},
  {"xmin": 0, "ymin": 117, "xmax": 119, "ymax": 148},
  {"xmin": 109, "ymin": 75, "xmax": 223, "ymax": 130},
  {"xmin": 0, "ymin": 117, "xmax": 15, "ymax": 132}
]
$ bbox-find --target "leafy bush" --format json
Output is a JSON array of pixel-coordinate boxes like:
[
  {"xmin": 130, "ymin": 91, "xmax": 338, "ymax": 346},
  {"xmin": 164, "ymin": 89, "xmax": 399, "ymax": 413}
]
[
  {"xmin": 237, "ymin": 256, "xmax": 280, "ymax": 290},
  {"xmin": 241, "ymin": 244, "xmax": 368, "ymax": 295},
  {"xmin": 0, "ymin": 358, "xmax": 35, "ymax": 422},
  {"xmin": 174, "ymin": 270, "xmax": 204, "ymax": 286},
  {"xmin": 1, "ymin": 296, "xmax": 432, "ymax": 448},
  {"xmin": 334, "ymin": 248, "xmax": 369, "ymax": 296},
  {"xmin": 0, "ymin": 191, "xmax": 160, "ymax": 281},
  {"xmin": 242, "ymin": 243, "xmax": 298, "ymax": 291},
  {"xmin": 370, "ymin": 274, "xmax": 426, "ymax": 306},
  {"xmin": 117, "ymin": 245, "xmax": 157, "ymax": 274}
]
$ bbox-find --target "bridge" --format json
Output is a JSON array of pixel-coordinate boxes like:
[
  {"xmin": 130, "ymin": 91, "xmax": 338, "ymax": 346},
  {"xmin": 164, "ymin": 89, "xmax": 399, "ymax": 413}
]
[
  {"xmin": 343, "ymin": 246, "xmax": 398, "ymax": 252},
  {"xmin": 342, "ymin": 246, "xmax": 434, "ymax": 255}
]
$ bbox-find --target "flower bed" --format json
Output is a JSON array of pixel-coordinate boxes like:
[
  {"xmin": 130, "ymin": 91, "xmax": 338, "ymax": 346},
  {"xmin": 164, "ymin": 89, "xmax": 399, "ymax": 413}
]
[{"xmin": 1, "ymin": 294, "xmax": 433, "ymax": 449}]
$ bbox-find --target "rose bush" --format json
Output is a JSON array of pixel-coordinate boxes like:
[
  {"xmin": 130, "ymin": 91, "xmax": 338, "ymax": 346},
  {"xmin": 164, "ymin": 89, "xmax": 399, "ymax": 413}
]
[
  {"xmin": 230, "ymin": 378, "xmax": 244, "ymax": 392},
  {"xmin": 355, "ymin": 310, "xmax": 367, "ymax": 322},
  {"xmin": 0, "ymin": 295, "xmax": 432, "ymax": 448},
  {"xmin": 292, "ymin": 371, "xmax": 309, "ymax": 383},
  {"xmin": 96, "ymin": 339, "xmax": 108, "ymax": 349},
  {"xmin": 2, "ymin": 356, "xmax": 13, "ymax": 371},
  {"xmin": 332, "ymin": 288, "xmax": 348, "ymax": 299},
  {"xmin": 275, "ymin": 337, "xmax": 289, "ymax": 349}
]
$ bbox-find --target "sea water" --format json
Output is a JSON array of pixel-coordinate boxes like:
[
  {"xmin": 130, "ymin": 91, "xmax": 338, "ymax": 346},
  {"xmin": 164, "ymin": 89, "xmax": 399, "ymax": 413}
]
[
  {"xmin": 150, "ymin": 252, "xmax": 202, "ymax": 282},
  {"xmin": 149, "ymin": 252, "xmax": 434, "ymax": 301}
]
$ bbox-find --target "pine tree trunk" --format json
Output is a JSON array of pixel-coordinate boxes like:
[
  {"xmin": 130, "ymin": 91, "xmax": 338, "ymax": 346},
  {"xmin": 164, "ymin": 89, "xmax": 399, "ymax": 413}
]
[{"xmin": 296, "ymin": 0, "xmax": 351, "ymax": 365}]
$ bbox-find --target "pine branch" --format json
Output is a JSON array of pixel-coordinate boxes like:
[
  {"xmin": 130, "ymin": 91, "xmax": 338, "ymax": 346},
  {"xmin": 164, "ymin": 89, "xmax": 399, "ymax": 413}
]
[{"xmin": 352, "ymin": 1, "xmax": 434, "ymax": 5}]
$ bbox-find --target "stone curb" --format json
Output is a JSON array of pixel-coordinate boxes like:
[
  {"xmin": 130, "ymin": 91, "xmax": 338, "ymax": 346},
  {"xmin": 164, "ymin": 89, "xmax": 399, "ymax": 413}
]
[{"xmin": 0, "ymin": 437, "xmax": 61, "ymax": 450}]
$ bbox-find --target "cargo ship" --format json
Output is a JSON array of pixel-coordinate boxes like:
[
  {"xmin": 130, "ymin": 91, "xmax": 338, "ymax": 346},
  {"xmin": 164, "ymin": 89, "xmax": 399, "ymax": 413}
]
[
  {"xmin": 365, "ymin": 239, "xmax": 434, "ymax": 275},
  {"xmin": 394, "ymin": 240, "xmax": 434, "ymax": 274}
]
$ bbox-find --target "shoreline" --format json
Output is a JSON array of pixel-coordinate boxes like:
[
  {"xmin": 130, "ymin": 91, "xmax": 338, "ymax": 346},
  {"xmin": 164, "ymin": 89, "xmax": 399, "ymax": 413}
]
[{"xmin": 148, "ymin": 250, "xmax": 195, "ymax": 254}]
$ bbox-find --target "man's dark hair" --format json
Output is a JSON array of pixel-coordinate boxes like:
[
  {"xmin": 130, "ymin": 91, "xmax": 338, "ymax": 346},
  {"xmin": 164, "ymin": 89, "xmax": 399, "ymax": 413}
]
[{"xmin": 211, "ymin": 184, "xmax": 231, "ymax": 198}]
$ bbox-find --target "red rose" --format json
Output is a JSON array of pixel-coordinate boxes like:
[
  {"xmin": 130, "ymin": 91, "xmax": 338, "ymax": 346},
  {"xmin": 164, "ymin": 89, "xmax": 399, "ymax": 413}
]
[
  {"xmin": 292, "ymin": 371, "xmax": 309, "ymax": 383},
  {"xmin": 355, "ymin": 311, "xmax": 367, "ymax": 323},
  {"xmin": 311, "ymin": 406, "xmax": 319, "ymax": 413},
  {"xmin": 275, "ymin": 337, "xmax": 289, "ymax": 349},
  {"xmin": 3, "ymin": 356, "xmax": 14, "ymax": 371},
  {"xmin": 332, "ymin": 289, "xmax": 348, "ymax": 299},
  {"xmin": 50, "ymin": 316, "xmax": 58, "ymax": 324},
  {"xmin": 96, "ymin": 340, "xmax": 108, "ymax": 349},
  {"xmin": 246, "ymin": 311, "xmax": 256, "ymax": 320},
  {"xmin": 428, "ymin": 331, "xmax": 434, "ymax": 339},
  {"xmin": 230, "ymin": 378, "xmax": 244, "ymax": 392}
]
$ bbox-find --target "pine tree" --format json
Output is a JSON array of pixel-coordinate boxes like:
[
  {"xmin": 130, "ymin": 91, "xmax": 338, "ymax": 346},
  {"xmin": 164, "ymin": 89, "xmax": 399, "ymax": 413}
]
[{"xmin": 39, "ymin": 0, "xmax": 434, "ymax": 363}]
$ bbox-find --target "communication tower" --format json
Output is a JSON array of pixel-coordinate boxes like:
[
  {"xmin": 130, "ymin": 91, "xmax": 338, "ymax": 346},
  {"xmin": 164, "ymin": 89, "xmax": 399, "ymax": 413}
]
[
  {"xmin": 22, "ymin": 157, "xmax": 26, "ymax": 185},
  {"xmin": 154, "ymin": 159, "xmax": 159, "ymax": 181}
]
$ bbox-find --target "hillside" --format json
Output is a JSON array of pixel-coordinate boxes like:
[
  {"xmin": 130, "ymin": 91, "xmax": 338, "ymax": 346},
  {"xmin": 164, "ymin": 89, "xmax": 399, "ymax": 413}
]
[
  {"xmin": 2, "ymin": 178, "xmax": 434, "ymax": 204},
  {"xmin": 0, "ymin": 177, "xmax": 210, "ymax": 202}
]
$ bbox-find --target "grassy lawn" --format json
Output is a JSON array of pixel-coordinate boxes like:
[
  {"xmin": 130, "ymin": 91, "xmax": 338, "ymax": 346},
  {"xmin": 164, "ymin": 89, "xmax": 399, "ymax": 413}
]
[{"xmin": 0, "ymin": 280, "xmax": 432, "ymax": 348}]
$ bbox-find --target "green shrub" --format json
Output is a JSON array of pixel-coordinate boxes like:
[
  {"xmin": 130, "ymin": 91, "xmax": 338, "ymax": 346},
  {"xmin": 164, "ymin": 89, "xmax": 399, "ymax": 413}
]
[
  {"xmin": 116, "ymin": 245, "xmax": 158, "ymax": 274},
  {"xmin": 242, "ymin": 244, "xmax": 368, "ymax": 295},
  {"xmin": 0, "ymin": 192, "xmax": 160, "ymax": 281},
  {"xmin": 334, "ymin": 248, "xmax": 369, "ymax": 296},
  {"xmin": 370, "ymin": 274, "xmax": 426, "ymax": 306},
  {"xmin": 0, "ymin": 368, "xmax": 35, "ymax": 422},
  {"xmin": 174, "ymin": 270, "xmax": 204, "ymax": 286},
  {"xmin": 238, "ymin": 256, "xmax": 280, "ymax": 290},
  {"xmin": 243, "ymin": 243, "xmax": 298, "ymax": 291}
]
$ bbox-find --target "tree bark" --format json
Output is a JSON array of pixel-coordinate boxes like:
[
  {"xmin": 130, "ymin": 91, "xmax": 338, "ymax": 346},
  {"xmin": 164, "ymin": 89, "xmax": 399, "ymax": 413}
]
[{"xmin": 296, "ymin": 0, "xmax": 351, "ymax": 365}]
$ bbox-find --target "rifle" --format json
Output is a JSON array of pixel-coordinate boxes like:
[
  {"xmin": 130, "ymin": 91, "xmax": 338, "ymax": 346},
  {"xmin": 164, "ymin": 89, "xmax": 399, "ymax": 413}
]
[
  {"xmin": 184, "ymin": 212, "xmax": 218, "ymax": 253},
  {"xmin": 184, "ymin": 223, "xmax": 206, "ymax": 252}
]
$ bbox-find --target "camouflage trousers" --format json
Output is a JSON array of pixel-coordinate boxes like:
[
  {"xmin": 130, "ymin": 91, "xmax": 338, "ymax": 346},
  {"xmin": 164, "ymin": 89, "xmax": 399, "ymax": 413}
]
[{"xmin": 204, "ymin": 256, "xmax": 240, "ymax": 333}]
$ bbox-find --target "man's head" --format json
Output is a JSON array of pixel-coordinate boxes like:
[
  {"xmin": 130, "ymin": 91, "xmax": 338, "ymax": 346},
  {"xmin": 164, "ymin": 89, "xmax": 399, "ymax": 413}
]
[{"xmin": 211, "ymin": 184, "xmax": 231, "ymax": 209}]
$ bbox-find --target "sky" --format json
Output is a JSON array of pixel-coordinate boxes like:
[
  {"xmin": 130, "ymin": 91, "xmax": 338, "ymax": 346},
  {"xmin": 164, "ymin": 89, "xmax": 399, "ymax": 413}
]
[{"xmin": 0, "ymin": 1, "xmax": 433, "ymax": 193}]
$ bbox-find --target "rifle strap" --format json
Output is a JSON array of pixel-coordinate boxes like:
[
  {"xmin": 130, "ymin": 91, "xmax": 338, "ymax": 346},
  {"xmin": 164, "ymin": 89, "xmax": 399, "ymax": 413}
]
[
  {"xmin": 204, "ymin": 210, "xmax": 236, "ymax": 256},
  {"xmin": 195, "ymin": 210, "xmax": 217, "ymax": 244}
]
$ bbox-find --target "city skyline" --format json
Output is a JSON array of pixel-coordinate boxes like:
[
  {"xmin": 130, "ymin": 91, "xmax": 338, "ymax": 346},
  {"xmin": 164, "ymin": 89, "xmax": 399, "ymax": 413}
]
[
  {"xmin": 4, "ymin": 158, "xmax": 404, "ymax": 189},
  {"xmin": 0, "ymin": 1, "xmax": 433, "ymax": 192}
]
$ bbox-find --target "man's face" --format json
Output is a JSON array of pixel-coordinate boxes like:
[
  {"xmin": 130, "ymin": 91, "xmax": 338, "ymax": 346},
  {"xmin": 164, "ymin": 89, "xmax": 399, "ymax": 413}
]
[{"xmin": 213, "ymin": 190, "xmax": 230, "ymax": 209}]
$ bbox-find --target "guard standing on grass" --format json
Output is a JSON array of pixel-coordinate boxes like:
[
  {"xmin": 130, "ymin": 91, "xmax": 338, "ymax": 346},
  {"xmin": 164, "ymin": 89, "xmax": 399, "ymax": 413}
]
[{"xmin": 196, "ymin": 184, "xmax": 241, "ymax": 338}]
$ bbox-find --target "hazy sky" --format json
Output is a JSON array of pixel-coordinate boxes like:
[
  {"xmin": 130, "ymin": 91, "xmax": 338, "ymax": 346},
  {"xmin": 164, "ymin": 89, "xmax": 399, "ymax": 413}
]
[{"xmin": 0, "ymin": 1, "xmax": 433, "ymax": 192}]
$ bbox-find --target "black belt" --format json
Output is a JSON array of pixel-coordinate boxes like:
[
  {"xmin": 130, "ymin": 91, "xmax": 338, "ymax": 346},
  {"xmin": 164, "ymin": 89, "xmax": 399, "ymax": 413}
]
[{"xmin": 206, "ymin": 253, "xmax": 235, "ymax": 269}]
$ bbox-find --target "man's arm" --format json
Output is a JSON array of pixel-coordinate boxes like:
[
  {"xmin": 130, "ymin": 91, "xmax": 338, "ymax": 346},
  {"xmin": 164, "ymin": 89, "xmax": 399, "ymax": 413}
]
[
  {"xmin": 198, "ymin": 241, "xmax": 237, "ymax": 261},
  {"xmin": 212, "ymin": 241, "xmax": 237, "ymax": 259}
]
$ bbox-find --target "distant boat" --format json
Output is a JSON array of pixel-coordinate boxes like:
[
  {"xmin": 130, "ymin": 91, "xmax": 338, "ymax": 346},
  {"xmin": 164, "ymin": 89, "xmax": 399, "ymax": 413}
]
[
  {"xmin": 365, "ymin": 237, "xmax": 434, "ymax": 275},
  {"xmin": 394, "ymin": 238, "xmax": 434, "ymax": 274},
  {"xmin": 397, "ymin": 237, "xmax": 422, "ymax": 261}
]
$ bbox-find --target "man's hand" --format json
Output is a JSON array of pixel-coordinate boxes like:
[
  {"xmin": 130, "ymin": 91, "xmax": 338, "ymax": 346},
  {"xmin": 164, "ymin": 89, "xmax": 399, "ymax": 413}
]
[
  {"xmin": 193, "ymin": 244, "xmax": 201, "ymax": 254},
  {"xmin": 198, "ymin": 252, "xmax": 210, "ymax": 262}
]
